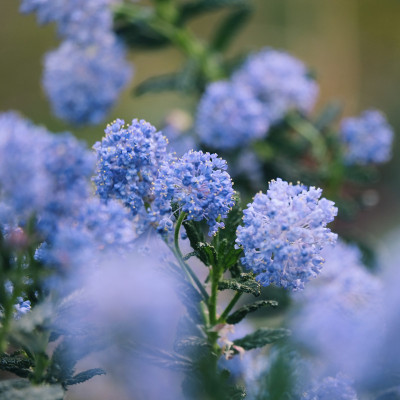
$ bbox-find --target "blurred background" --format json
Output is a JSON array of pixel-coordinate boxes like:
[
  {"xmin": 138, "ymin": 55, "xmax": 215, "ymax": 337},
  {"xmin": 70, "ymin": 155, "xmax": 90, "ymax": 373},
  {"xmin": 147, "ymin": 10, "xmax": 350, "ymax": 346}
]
[{"xmin": 1, "ymin": 0, "xmax": 400, "ymax": 242}]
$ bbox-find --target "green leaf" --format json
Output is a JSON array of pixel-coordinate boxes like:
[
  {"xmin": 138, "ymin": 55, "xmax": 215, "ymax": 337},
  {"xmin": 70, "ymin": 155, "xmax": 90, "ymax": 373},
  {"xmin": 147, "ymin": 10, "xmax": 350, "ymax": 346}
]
[
  {"xmin": 64, "ymin": 368, "xmax": 106, "ymax": 386},
  {"xmin": 135, "ymin": 73, "xmax": 180, "ymax": 96},
  {"xmin": 234, "ymin": 328, "xmax": 291, "ymax": 350},
  {"xmin": 226, "ymin": 300, "xmax": 278, "ymax": 324},
  {"xmin": 314, "ymin": 101, "xmax": 343, "ymax": 130},
  {"xmin": 196, "ymin": 243, "xmax": 218, "ymax": 267},
  {"xmin": 218, "ymin": 273, "xmax": 261, "ymax": 297},
  {"xmin": 0, "ymin": 379, "xmax": 64, "ymax": 400},
  {"xmin": 212, "ymin": 194, "xmax": 244, "ymax": 271},
  {"xmin": 0, "ymin": 353, "xmax": 33, "ymax": 378},
  {"xmin": 211, "ymin": 6, "xmax": 252, "ymax": 51},
  {"xmin": 183, "ymin": 219, "xmax": 205, "ymax": 253},
  {"xmin": 180, "ymin": 0, "xmax": 250, "ymax": 22}
]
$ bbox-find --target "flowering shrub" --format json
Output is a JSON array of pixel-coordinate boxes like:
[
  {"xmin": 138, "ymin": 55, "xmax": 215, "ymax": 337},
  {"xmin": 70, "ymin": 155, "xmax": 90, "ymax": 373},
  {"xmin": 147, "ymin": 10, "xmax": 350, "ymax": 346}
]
[{"xmin": 0, "ymin": 1, "xmax": 397, "ymax": 399}]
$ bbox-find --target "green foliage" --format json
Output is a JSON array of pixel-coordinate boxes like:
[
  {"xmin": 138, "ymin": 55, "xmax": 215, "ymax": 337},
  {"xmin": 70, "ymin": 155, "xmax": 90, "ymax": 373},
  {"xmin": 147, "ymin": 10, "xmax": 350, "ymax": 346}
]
[
  {"xmin": 233, "ymin": 328, "xmax": 291, "ymax": 350},
  {"xmin": 218, "ymin": 273, "xmax": 261, "ymax": 297},
  {"xmin": 0, "ymin": 379, "xmax": 63, "ymax": 400},
  {"xmin": 211, "ymin": 6, "xmax": 252, "ymax": 52},
  {"xmin": 64, "ymin": 368, "xmax": 106, "ymax": 386},
  {"xmin": 0, "ymin": 352, "xmax": 33, "ymax": 378},
  {"xmin": 226, "ymin": 300, "xmax": 278, "ymax": 324}
]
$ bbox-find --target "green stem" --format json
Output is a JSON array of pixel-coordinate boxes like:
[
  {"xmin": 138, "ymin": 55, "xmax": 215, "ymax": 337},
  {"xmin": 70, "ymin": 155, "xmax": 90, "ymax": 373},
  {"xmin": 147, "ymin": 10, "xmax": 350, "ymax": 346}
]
[
  {"xmin": 174, "ymin": 212, "xmax": 209, "ymax": 300},
  {"xmin": 218, "ymin": 292, "xmax": 242, "ymax": 323},
  {"xmin": 208, "ymin": 267, "xmax": 219, "ymax": 325}
]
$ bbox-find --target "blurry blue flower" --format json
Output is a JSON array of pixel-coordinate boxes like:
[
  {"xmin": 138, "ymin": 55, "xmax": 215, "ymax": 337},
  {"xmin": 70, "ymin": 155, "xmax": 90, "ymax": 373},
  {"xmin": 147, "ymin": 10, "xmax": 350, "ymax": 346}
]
[
  {"xmin": 20, "ymin": 0, "xmax": 114, "ymax": 44},
  {"xmin": 43, "ymin": 38, "xmax": 132, "ymax": 125},
  {"xmin": 233, "ymin": 48, "xmax": 319, "ymax": 124},
  {"xmin": 290, "ymin": 240, "xmax": 382, "ymax": 379},
  {"xmin": 93, "ymin": 118, "xmax": 169, "ymax": 233},
  {"xmin": 301, "ymin": 374, "xmax": 358, "ymax": 400},
  {"xmin": 196, "ymin": 81, "xmax": 269, "ymax": 150},
  {"xmin": 340, "ymin": 110, "xmax": 394, "ymax": 165},
  {"xmin": 154, "ymin": 150, "xmax": 235, "ymax": 236},
  {"xmin": 236, "ymin": 178, "xmax": 337, "ymax": 290}
]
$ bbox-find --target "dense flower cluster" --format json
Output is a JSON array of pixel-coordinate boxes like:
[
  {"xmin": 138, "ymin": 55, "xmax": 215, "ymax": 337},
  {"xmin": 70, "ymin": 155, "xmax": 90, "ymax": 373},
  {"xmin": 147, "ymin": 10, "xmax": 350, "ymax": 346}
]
[
  {"xmin": 302, "ymin": 375, "xmax": 358, "ymax": 400},
  {"xmin": 233, "ymin": 48, "xmax": 319, "ymax": 124},
  {"xmin": 0, "ymin": 112, "xmax": 135, "ymax": 273},
  {"xmin": 236, "ymin": 178, "xmax": 337, "ymax": 290},
  {"xmin": 154, "ymin": 150, "xmax": 235, "ymax": 235},
  {"xmin": 196, "ymin": 81, "xmax": 269, "ymax": 150},
  {"xmin": 340, "ymin": 110, "xmax": 394, "ymax": 165},
  {"xmin": 93, "ymin": 118, "xmax": 169, "ymax": 232},
  {"xmin": 196, "ymin": 48, "xmax": 318, "ymax": 150},
  {"xmin": 43, "ymin": 39, "xmax": 132, "ymax": 125},
  {"xmin": 20, "ymin": 0, "xmax": 132, "ymax": 125}
]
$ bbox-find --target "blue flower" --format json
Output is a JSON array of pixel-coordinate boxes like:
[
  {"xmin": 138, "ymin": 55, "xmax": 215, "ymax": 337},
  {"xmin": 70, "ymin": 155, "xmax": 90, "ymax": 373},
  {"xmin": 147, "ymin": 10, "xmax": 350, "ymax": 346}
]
[
  {"xmin": 236, "ymin": 178, "xmax": 337, "ymax": 290},
  {"xmin": 93, "ymin": 118, "xmax": 169, "ymax": 232},
  {"xmin": 290, "ymin": 241, "xmax": 382, "ymax": 380},
  {"xmin": 43, "ymin": 38, "xmax": 132, "ymax": 125},
  {"xmin": 20, "ymin": 0, "xmax": 114, "ymax": 44},
  {"xmin": 340, "ymin": 110, "xmax": 394, "ymax": 165},
  {"xmin": 302, "ymin": 375, "xmax": 358, "ymax": 400},
  {"xmin": 196, "ymin": 81, "xmax": 269, "ymax": 150},
  {"xmin": 154, "ymin": 150, "xmax": 235, "ymax": 236},
  {"xmin": 233, "ymin": 48, "xmax": 319, "ymax": 124},
  {"xmin": 14, "ymin": 298, "xmax": 32, "ymax": 319}
]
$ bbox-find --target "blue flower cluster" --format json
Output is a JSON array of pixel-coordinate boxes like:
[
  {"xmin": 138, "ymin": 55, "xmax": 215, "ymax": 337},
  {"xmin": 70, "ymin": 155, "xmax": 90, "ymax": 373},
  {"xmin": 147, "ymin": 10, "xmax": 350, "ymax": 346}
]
[
  {"xmin": 290, "ymin": 241, "xmax": 382, "ymax": 378},
  {"xmin": 340, "ymin": 110, "xmax": 394, "ymax": 165},
  {"xmin": 154, "ymin": 150, "xmax": 235, "ymax": 236},
  {"xmin": 93, "ymin": 119, "xmax": 169, "ymax": 232},
  {"xmin": 302, "ymin": 375, "xmax": 358, "ymax": 400},
  {"xmin": 236, "ymin": 178, "xmax": 337, "ymax": 290},
  {"xmin": 196, "ymin": 81, "xmax": 269, "ymax": 150},
  {"xmin": 0, "ymin": 112, "xmax": 135, "ymax": 273},
  {"xmin": 43, "ymin": 39, "xmax": 132, "ymax": 125},
  {"xmin": 233, "ymin": 48, "xmax": 319, "ymax": 124},
  {"xmin": 20, "ymin": 0, "xmax": 132, "ymax": 125},
  {"xmin": 196, "ymin": 48, "xmax": 318, "ymax": 150}
]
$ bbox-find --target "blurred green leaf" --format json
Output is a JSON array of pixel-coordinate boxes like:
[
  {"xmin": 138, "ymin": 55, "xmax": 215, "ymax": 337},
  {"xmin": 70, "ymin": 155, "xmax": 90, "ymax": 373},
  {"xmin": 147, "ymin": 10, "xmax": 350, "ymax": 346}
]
[
  {"xmin": 226, "ymin": 300, "xmax": 278, "ymax": 324},
  {"xmin": 234, "ymin": 328, "xmax": 291, "ymax": 350},
  {"xmin": 211, "ymin": 6, "xmax": 252, "ymax": 51},
  {"xmin": 0, "ymin": 353, "xmax": 33, "ymax": 378},
  {"xmin": 314, "ymin": 101, "xmax": 343, "ymax": 131}
]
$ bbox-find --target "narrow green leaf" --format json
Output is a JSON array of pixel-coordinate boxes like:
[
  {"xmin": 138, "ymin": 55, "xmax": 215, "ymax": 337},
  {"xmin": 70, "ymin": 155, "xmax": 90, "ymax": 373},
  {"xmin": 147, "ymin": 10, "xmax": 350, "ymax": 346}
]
[
  {"xmin": 314, "ymin": 101, "xmax": 343, "ymax": 130},
  {"xmin": 234, "ymin": 328, "xmax": 291, "ymax": 350},
  {"xmin": 226, "ymin": 300, "xmax": 278, "ymax": 324},
  {"xmin": 0, "ymin": 353, "xmax": 33, "ymax": 378},
  {"xmin": 211, "ymin": 7, "xmax": 252, "ymax": 51},
  {"xmin": 196, "ymin": 243, "xmax": 218, "ymax": 267},
  {"xmin": 183, "ymin": 219, "xmax": 205, "ymax": 253},
  {"xmin": 135, "ymin": 73, "xmax": 179, "ymax": 96},
  {"xmin": 218, "ymin": 274, "xmax": 261, "ymax": 297},
  {"xmin": 180, "ymin": 0, "xmax": 249, "ymax": 22},
  {"xmin": 64, "ymin": 368, "xmax": 106, "ymax": 386}
]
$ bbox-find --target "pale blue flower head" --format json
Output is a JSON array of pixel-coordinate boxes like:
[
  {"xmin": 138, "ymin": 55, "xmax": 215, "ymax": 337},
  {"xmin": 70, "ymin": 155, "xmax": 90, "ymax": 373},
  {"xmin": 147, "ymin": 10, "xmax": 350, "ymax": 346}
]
[
  {"xmin": 302, "ymin": 375, "xmax": 358, "ymax": 400},
  {"xmin": 196, "ymin": 81, "xmax": 269, "ymax": 150},
  {"xmin": 43, "ymin": 38, "xmax": 132, "ymax": 125},
  {"xmin": 154, "ymin": 150, "xmax": 235, "ymax": 236},
  {"xmin": 236, "ymin": 178, "xmax": 337, "ymax": 290},
  {"xmin": 340, "ymin": 110, "xmax": 394, "ymax": 165},
  {"xmin": 233, "ymin": 48, "xmax": 319, "ymax": 124}
]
